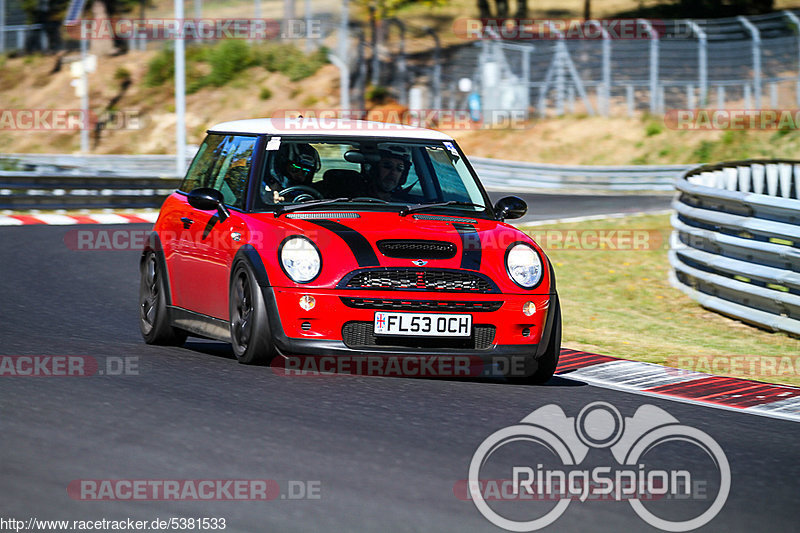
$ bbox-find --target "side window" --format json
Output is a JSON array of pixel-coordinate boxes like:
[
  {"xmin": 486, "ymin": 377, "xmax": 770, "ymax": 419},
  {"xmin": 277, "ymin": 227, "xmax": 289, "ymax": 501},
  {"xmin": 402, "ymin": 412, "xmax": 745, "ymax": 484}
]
[
  {"xmin": 179, "ymin": 134, "xmax": 226, "ymax": 193},
  {"xmin": 179, "ymin": 134, "xmax": 256, "ymax": 209},
  {"xmin": 211, "ymin": 136, "xmax": 256, "ymax": 209},
  {"xmin": 427, "ymin": 147, "xmax": 470, "ymax": 202}
]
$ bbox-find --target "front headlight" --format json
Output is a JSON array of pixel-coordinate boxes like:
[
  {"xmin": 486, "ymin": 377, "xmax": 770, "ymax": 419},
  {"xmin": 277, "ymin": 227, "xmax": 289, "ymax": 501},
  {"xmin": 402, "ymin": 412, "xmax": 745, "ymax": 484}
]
[
  {"xmin": 279, "ymin": 236, "xmax": 321, "ymax": 283},
  {"xmin": 505, "ymin": 242, "xmax": 543, "ymax": 289}
]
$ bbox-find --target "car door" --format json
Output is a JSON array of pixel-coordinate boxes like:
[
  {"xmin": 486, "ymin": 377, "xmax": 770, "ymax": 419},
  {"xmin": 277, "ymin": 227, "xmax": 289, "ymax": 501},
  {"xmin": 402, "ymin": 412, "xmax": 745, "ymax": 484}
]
[{"xmin": 170, "ymin": 134, "xmax": 256, "ymax": 319}]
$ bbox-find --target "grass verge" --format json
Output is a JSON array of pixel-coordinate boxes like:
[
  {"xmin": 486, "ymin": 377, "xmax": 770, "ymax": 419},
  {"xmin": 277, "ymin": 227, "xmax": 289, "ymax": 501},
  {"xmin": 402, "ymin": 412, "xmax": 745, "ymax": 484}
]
[{"xmin": 521, "ymin": 213, "xmax": 800, "ymax": 387}]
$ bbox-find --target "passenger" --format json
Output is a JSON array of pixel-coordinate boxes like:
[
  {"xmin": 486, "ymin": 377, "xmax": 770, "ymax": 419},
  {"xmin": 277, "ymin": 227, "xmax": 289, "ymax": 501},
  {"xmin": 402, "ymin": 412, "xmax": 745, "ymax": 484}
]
[{"xmin": 367, "ymin": 148, "xmax": 411, "ymax": 201}]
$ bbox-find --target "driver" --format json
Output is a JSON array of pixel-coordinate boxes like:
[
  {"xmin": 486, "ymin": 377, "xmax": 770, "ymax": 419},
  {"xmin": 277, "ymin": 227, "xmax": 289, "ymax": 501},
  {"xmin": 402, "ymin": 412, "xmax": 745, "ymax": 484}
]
[{"xmin": 265, "ymin": 143, "xmax": 321, "ymax": 202}]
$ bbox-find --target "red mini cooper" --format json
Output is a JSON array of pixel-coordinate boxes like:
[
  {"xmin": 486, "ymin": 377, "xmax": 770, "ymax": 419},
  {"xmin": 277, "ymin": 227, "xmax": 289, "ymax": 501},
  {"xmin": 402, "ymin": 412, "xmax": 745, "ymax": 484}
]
[{"xmin": 139, "ymin": 118, "xmax": 561, "ymax": 383}]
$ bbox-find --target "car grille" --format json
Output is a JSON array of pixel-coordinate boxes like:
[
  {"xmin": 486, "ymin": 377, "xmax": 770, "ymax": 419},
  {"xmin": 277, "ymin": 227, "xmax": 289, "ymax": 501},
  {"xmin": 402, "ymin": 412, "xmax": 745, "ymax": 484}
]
[
  {"xmin": 341, "ymin": 269, "xmax": 498, "ymax": 293},
  {"xmin": 340, "ymin": 297, "xmax": 502, "ymax": 312},
  {"xmin": 376, "ymin": 240, "xmax": 457, "ymax": 259},
  {"xmin": 342, "ymin": 321, "xmax": 496, "ymax": 350}
]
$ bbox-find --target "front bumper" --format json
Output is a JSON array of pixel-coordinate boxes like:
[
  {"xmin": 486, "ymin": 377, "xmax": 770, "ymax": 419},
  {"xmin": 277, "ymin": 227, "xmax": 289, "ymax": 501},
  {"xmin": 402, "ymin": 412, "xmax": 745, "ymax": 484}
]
[{"xmin": 261, "ymin": 286, "xmax": 558, "ymax": 362}]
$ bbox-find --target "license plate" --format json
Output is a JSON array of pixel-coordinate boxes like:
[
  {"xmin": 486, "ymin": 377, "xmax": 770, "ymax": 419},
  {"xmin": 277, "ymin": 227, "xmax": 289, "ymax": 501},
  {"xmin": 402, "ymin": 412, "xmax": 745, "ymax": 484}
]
[{"xmin": 373, "ymin": 312, "xmax": 472, "ymax": 337}]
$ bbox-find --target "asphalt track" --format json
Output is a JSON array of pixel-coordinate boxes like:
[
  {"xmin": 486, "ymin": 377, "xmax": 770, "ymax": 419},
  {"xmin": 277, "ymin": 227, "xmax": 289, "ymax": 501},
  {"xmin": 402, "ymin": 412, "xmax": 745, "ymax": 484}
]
[{"xmin": 1, "ymin": 195, "xmax": 798, "ymax": 533}]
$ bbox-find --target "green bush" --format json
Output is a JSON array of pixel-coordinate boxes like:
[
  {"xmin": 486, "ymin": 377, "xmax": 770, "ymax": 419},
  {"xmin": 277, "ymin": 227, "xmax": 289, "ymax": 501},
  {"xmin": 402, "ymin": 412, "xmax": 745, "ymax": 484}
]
[
  {"xmin": 144, "ymin": 46, "xmax": 174, "ymax": 87},
  {"xmin": 366, "ymin": 85, "xmax": 389, "ymax": 104},
  {"xmin": 259, "ymin": 87, "xmax": 273, "ymax": 100},
  {"xmin": 692, "ymin": 140, "xmax": 716, "ymax": 162},
  {"xmin": 207, "ymin": 40, "xmax": 254, "ymax": 87},
  {"xmin": 145, "ymin": 41, "xmax": 328, "ymax": 93},
  {"xmin": 113, "ymin": 67, "xmax": 132, "ymax": 84},
  {"xmin": 645, "ymin": 121, "xmax": 663, "ymax": 137},
  {"xmin": 254, "ymin": 43, "xmax": 328, "ymax": 81}
]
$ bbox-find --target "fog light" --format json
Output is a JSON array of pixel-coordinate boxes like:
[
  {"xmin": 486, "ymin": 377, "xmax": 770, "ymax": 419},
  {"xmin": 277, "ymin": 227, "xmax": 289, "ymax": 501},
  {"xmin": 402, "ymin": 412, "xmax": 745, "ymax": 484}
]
[
  {"xmin": 299, "ymin": 295, "xmax": 316, "ymax": 311},
  {"xmin": 522, "ymin": 301, "xmax": 536, "ymax": 316}
]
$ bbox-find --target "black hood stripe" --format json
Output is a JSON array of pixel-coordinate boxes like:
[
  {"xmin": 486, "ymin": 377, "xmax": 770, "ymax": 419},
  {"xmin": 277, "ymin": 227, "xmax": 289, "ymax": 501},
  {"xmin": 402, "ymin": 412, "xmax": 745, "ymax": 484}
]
[
  {"xmin": 453, "ymin": 223, "xmax": 481, "ymax": 270},
  {"xmin": 308, "ymin": 220, "xmax": 380, "ymax": 267}
]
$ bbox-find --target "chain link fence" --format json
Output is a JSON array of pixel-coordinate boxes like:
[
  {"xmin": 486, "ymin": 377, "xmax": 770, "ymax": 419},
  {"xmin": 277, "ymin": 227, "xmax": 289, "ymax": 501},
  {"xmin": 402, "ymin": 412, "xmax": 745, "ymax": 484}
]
[{"xmin": 440, "ymin": 11, "xmax": 800, "ymax": 120}]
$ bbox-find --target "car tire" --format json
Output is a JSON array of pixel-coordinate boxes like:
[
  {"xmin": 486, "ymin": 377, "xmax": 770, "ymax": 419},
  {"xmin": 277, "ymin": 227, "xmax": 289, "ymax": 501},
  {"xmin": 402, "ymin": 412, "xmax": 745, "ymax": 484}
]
[
  {"xmin": 510, "ymin": 296, "xmax": 562, "ymax": 385},
  {"xmin": 229, "ymin": 261, "xmax": 276, "ymax": 365},
  {"xmin": 139, "ymin": 252, "xmax": 187, "ymax": 346}
]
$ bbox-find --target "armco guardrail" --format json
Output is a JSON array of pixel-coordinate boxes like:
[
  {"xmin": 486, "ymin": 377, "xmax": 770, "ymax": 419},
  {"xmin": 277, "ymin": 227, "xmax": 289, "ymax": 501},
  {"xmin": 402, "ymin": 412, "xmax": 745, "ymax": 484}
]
[
  {"xmin": 0, "ymin": 154, "xmax": 188, "ymax": 210},
  {"xmin": 0, "ymin": 171, "xmax": 182, "ymax": 210},
  {"xmin": 670, "ymin": 160, "xmax": 800, "ymax": 336},
  {"xmin": 469, "ymin": 157, "xmax": 690, "ymax": 191},
  {"xmin": 0, "ymin": 153, "xmax": 683, "ymax": 210}
]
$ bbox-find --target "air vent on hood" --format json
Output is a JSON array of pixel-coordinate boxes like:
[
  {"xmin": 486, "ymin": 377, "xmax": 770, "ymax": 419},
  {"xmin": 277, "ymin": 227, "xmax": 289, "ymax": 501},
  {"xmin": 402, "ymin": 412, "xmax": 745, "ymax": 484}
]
[
  {"xmin": 377, "ymin": 239, "xmax": 457, "ymax": 259},
  {"xmin": 286, "ymin": 212, "xmax": 361, "ymax": 219},
  {"xmin": 412, "ymin": 214, "xmax": 478, "ymax": 224}
]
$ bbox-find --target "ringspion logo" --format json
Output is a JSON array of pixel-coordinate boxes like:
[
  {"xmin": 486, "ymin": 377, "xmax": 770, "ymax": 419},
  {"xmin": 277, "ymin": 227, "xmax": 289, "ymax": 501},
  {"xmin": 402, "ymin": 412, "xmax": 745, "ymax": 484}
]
[{"xmin": 467, "ymin": 402, "xmax": 730, "ymax": 531}]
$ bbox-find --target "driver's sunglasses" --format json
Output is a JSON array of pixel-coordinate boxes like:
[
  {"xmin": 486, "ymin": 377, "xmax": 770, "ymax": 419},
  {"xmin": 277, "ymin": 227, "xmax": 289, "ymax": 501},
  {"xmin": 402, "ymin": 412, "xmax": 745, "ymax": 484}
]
[{"xmin": 290, "ymin": 162, "xmax": 313, "ymax": 174}]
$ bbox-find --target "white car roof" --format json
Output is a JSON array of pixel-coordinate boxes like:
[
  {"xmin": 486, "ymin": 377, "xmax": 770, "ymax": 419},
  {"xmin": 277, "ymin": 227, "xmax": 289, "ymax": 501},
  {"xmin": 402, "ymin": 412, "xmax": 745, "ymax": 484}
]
[{"xmin": 208, "ymin": 118, "xmax": 455, "ymax": 141}]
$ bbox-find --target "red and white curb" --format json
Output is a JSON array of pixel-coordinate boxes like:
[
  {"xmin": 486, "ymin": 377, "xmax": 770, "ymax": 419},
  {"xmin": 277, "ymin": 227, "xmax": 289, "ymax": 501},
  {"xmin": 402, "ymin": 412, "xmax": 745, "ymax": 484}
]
[
  {"xmin": 556, "ymin": 349, "xmax": 800, "ymax": 423},
  {"xmin": 0, "ymin": 212, "xmax": 158, "ymax": 226}
]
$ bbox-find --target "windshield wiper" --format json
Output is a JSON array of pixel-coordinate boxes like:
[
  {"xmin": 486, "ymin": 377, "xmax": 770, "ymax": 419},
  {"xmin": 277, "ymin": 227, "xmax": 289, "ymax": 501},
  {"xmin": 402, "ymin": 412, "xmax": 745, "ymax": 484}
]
[
  {"xmin": 274, "ymin": 197, "xmax": 395, "ymax": 217},
  {"xmin": 347, "ymin": 197, "xmax": 391, "ymax": 204},
  {"xmin": 274, "ymin": 198, "xmax": 349, "ymax": 217},
  {"xmin": 399, "ymin": 201, "xmax": 487, "ymax": 217}
]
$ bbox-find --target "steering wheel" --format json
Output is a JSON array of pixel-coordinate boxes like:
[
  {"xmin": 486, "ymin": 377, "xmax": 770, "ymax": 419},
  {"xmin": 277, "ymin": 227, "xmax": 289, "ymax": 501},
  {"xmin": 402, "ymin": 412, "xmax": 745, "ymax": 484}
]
[{"xmin": 279, "ymin": 185, "xmax": 324, "ymax": 203}]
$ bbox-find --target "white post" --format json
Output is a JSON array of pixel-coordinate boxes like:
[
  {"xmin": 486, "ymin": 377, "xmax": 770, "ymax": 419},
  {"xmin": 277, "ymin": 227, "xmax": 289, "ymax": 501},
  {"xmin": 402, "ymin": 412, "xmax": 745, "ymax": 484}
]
[
  {"xmin": 332, "ymin": 0, "xmax": 350, "ymax": 113},
  {"xmin": 304, "ymin": 0, "xmax": 312, "ymax": 51},
  {"xmin": 0, "ymin": 0, "xmax": 5, "ymax": 54},
  {"xmin": 638, "ymin": 19, "xmax": 659, "ymax": 114},
  {"xmin": 685, "ymin": 20, "xmax": 707, "ymax": 107},
  {"xmin": 587, "ymin": 20, "xmax": 611, "ymax": 116},
  {"xmin": 329, "ymin": 54, "xmax": 350, "ymax": 113},
  {"xmin": 782, "ymin": 11, "xmax": 800, "ymax": 107},
  {"xmin": 195, "ymin": 0, "xmax": 202, "ymax": 42},
  {"xmin": 175, "ymin": 0, "xmax": 186, "ymax": 176},
  {"xmin": 626, "ymin": 85, "xmax": 634, "ymax": 117},
  {"xmin": 80, "ymin": 30, "xmax": 89, "ymax": 153},
  {"xmin": 739, "ymin": 16, "xmax": 761, "ymax": 109}
]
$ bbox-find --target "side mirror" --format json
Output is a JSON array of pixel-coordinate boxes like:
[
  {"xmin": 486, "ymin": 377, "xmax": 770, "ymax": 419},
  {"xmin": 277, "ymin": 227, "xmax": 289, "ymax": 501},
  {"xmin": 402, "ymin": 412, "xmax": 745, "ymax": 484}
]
[
  {"xmin": 187, "ymin": 187, "xmax": 230, "ymax": 222},
  {"xmin": 494, "ymin": 196, "xmax": 527, "ymax": 221}
]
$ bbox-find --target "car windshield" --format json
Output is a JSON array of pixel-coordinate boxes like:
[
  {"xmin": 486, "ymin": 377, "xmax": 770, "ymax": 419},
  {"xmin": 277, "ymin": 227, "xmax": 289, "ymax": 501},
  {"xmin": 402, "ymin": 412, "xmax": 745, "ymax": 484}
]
[{"xmin": 255, "ymin": 138, "xmax": 489, "ymax": 215}]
